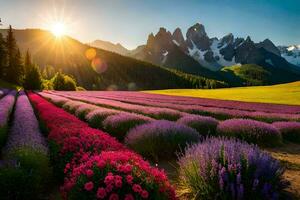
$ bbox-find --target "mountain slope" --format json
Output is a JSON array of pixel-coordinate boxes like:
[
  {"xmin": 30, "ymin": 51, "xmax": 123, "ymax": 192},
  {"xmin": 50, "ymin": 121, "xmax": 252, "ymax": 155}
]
[
  {"xmin": 279, "ymin": 45, "xmax": 300, "ymax": 67},
  {"xmin": 0, "ymin": 28, "xmax": 213, "ymax": 90},
  {"xmin": 89, "ymin": 40, "xmax": 130, "ymax": 55},
  {"xmin": 131, "ymin": 27, "xmax": 220, "ymax": 79}
]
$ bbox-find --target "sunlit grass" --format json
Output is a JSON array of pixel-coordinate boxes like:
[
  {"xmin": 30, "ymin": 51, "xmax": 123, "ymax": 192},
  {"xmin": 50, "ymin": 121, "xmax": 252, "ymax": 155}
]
[{"xmin": 146, "ymin": 81, "xmax": 300, "ymax": 105}]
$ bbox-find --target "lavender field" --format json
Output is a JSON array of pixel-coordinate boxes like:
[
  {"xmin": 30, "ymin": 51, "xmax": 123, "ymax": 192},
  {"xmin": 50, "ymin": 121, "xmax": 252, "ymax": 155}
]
[{"xmin": 0, "ymin": 89, "xmax": 300, "ymax": 199}]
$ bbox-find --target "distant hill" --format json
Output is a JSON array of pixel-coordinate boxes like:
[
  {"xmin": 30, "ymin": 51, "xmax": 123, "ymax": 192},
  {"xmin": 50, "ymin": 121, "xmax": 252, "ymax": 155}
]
[
  {"xmin": 89, "ymin": 40, "xmax": 130, "ymax": 55},
  {"xmin": 0, "ymin": 28, "xmax": 222, "ymax": 90},
  {"xmin": 221, "ymin": 64, "xmax": 300, "ymax": 86}
]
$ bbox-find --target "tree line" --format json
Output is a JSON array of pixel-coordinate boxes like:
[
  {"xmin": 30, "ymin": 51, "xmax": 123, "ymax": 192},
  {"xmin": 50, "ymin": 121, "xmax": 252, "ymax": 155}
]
[{"xmin": 0, "ymin": 25, "xmax": 77, "ymax": 90}]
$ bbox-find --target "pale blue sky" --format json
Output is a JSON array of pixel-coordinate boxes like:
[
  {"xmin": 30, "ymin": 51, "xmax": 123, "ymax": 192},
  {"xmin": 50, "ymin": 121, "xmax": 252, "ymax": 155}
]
[{"xmin": 0, "ymin": 0, "xmax": 299, "ymax": 49}]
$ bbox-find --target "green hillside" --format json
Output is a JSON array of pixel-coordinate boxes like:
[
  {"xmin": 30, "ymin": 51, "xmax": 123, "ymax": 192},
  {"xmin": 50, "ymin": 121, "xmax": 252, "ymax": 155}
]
[
  {"xmin": 146, "ymin": 81, "xmax": 300, "ymax": 105},
  {"xmin": 220, "ymin": 64, "xmax": 300, "ymax": 86}
]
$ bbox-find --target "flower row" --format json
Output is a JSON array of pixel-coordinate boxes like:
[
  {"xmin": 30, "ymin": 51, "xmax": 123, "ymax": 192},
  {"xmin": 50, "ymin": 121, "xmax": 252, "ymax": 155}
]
[
  {"xmin": 46, "ymin": 91, "xmax": 183, "ymax": 121},
  {"xmin": 0, "ymin": 91, "xmax": 51, "ymax": 199},
  {"xmin": 4, "ymin": 91, "xmax": 48, "ymax": 155},
  {"xmin": 28, "ymin": 92, "xmax": 176, "ymax": 200},
  {"xmin": 76, "ymin": 91, "xmax": 300, "ymax": 114},
  {"xmin": 0, "ymin": 90, "xmax": 17, "ymax": 148}
]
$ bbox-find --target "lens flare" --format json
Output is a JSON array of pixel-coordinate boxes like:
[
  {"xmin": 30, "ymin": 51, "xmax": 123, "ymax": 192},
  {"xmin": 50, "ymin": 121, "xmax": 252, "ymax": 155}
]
[
  {"xmin": 91, "ymin": 57, "xmax": 108, "ymax": 74},
  {"xmin": 85, "ymin": 48, "xmax": 97, "ymax": 60}
]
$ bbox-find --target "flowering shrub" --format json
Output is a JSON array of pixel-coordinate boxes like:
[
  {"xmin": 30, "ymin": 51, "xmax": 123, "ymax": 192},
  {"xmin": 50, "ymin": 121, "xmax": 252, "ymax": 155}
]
[
  {"xmin": 0, "ymin": 90, "xmax": 16, "ymax": 147},
  {"xmin": 273, "ymin": 121, "xmax": 300, "ymax": 143},
  {"xmin": 217, "ymin": 119, "xmax": 282, "ymax": 147},
  {"xmin": 177, "ymin": 138, "xmax": 286, "ymax": 200},
  {"xmin": 74, "ymin": 104, "xmax": 99, "ymax": 120},
  {"xmin": 62, "ymin": 101, "xmax": 86, "ymax": 114},
  {"xmin": 62, "ymin": 151, "xmax": 176, "ymax": 200},
  {"xmin": 125, "ymin": 120, "xmax": 200, "ymax": 161},
  {"xmin": 39, "ymin": 92, "xmax": 69, "ymax": 106},
  {"xmin": 85, "ymin": 108, "xmax": 121, "ymax": 128},
  {"xmin": 177, "ymin": 114, "xmax": 219, "ymax": 136},
  {"xmin": 49, "ymin": 127, "xmax": 125, "ymax": 176},
  {"xmin": 103, "ymin": 113, "xmax": 153, "ymax": 140}
]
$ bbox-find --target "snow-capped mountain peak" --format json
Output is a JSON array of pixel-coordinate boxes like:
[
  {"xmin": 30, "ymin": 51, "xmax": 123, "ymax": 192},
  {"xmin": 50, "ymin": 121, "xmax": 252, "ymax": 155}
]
[{"xmin": 279, "ymin": 45, "xmax": 300, "ymax": 67}]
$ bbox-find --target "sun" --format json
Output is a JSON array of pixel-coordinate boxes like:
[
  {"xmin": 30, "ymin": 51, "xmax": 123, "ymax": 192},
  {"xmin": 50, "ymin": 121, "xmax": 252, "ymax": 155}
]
[{"xmin": 51, "ymin": 22, "xmax": 66, "ymax": 37}]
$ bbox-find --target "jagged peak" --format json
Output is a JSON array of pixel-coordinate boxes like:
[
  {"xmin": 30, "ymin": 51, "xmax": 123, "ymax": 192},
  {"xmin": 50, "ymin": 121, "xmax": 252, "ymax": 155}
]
[
  {"xmin": 245, "ymin": 36, "xmax": 252, "ymax": 42},
  {"xmin": 187, "ymin": 23, "xmax": 207, "ymax": 37}
]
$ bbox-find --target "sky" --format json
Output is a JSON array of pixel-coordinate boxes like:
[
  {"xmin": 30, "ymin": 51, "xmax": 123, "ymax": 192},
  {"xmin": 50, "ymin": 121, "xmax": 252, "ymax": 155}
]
[{"xmin": 0, "ymin": 0, "xmax": 299, "ymax": 49}]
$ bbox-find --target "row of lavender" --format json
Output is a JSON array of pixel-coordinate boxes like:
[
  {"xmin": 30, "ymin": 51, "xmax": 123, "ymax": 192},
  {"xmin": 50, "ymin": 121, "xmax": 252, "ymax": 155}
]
[
  {"xmin": 0, "ymin": 90, "xmax": 17, "ymax": 148},
  {"xmin": 56, "ymin": 91, "xmax": 300, "ymax": 114},
  {"xmin": 0, "ymin": 91, "xmax": 50, "ymax": 199},
  {"xmin": 38, "ymin": 92, "xmax": 291, "ymax": 199},
  {"xmin": 48, "ymin": 91, "xmax": 300, "ymax": 122}
]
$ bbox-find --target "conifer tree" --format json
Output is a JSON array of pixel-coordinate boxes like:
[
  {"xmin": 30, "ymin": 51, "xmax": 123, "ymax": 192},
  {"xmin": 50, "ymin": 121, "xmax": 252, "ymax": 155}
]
[
  {"xmin": 4, "ymin": 25, "xmax": 24, "ymax": 84},
  {"xmin": 0, "ymin": 33, "xmax": 6, "ymax": 78},
  {"xmin": 23, "ymin": 50, "xmax": 42, "ymax": 90}
]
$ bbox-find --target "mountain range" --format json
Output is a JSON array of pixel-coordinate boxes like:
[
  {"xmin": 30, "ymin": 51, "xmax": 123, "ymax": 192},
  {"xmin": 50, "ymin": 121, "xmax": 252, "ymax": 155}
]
[{"xmin": 91, "ymin": 23, "xmax": 300, "ymax": 84}]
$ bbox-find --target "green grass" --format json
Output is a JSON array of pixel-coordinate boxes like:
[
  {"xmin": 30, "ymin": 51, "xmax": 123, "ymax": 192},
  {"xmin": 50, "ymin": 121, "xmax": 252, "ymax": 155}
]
[
  {"xmin": 0, "ymin": 79, "xmax": 21, "ymax": 90},
  {"xmin": 146, "ymin": 81, "xmax": 300, "ymax": 106}
]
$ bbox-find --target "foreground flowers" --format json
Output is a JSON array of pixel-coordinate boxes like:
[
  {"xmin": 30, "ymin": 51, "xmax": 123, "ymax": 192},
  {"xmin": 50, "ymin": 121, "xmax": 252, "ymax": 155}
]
[
  {"xmin": 27, "ymin": 92, "xmax": 176, "ymax": 200},
  {"xmin": 177, "ymin": 138, "xmax": 286, "ymax": 200},
  {"xmin": 0, "ymin": 91, "xmax": 50, "ymax": 199}
]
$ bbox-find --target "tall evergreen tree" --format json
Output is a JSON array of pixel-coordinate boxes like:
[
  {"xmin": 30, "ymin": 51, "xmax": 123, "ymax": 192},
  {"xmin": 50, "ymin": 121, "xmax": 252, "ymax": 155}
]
[
  {"xmin": 0, "ymin": 33, "xmax": 6, "ymax": 79},
  {"xmin": 4, "ymin": 25, "xmax": 24, "ymax": 84},
  {"xmin": 23, "ymin": 50, "xmax": 42, "ymax": 90},
  {"xmin": 24, "ymin": 50, "xmax": 32, "ymax": 74}
]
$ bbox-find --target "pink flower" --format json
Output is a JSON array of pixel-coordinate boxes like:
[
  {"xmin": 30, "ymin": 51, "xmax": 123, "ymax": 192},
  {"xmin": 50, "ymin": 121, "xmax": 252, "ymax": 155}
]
[
  {"xmin": 105, "ymin": 174, "xmax": 115, "ymax": 185},
  {"xmin": 106, "ymin": 184, "xmax": 114, "ymax": 193},
  {"xmin": 96, "ymin": 187, "xmax": 106, "ymax": 199},
  {"xmin": 109, "ymin": 193, "xmax": 119, "ymax": 200},
  {"xmin": 124, "ymin": 194, "xmax": 135, "ymax": 200},
  {"xmin": 115, "ymin": 179, "xmax": 122, "ymax": 188},
  {"xmin": 141, "ymin": 190, "xmax": 149, "ymax": 199},
  {"xmin": 84, "ymin": 181, "xmax": 94, "ymax": 191},
  {"xmin": 86, "ymin": 169, "xmax": 94, "ymax": 178},
  {"xmin": 132, "ymin": 184, "xmax": 142, "ymax": 193},
  {"xmin": 124, "ymin": 164, "xmax": 133, "ymax": 173},
  {"xmin": 126, "ymin": 175, "xmax": 134, "ymax": 184}
]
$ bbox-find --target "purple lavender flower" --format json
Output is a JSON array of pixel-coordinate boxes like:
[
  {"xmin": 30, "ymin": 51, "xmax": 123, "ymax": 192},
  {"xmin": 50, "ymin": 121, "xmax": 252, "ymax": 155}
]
[
  {"xmin": 0, "ymin": 91, "xmax": 16, "ymax": 127},
  {"xmin": 217, "ymin": 119, "xmax": 282, "ymax": 147},
  {"xmin": 103, "ymin": 112, "xmax": 153, "ymax": 140},
  {"xmin": 0, "ymin": 90, "xmax": 16, "ymax": 147},
  {"xmin": 177, "ymin": 114, "xmax": 219, "ymax": 136},
  {"xmin": 43, "ymin": 91, "xmax": 183, "ymax": 120},
  {"xmin": 85, "ymin": 108, "xmax": 121, "ymax": 128},
  {"xmin": 39, "ymin": 92, "xmax": 68, "ymax": 106},
  {"xmin": 273, "ymin": 121, "xmax": 300, "ymax": 143},
  {"xmin": 177, "ymin": 137, "xmax": 285, "ymax": 200},
  {"xmin": 3, "ymin": 91, "xmax": 48, "ymax": 155},
  {"xmin": 125, "ymin": 120, "xmax": 200, "ymax": 160}
]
